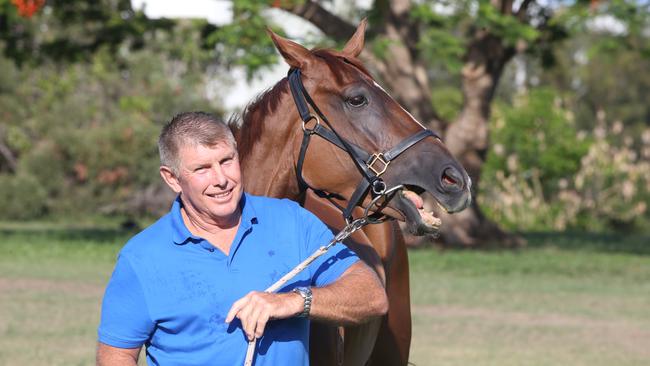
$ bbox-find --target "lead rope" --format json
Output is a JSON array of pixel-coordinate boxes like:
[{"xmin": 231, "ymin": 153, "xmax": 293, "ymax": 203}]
[
  {"xmin": 243, "ymin": 217, "xmax": 368, "ymax": 366},
  {"xmin": 243, "ymin": 185, "xmax": 404, "ymax": 365}
]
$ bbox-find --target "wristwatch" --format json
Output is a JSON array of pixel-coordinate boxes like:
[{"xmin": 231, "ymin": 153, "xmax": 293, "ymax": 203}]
[{"xmin": 292, "ymin": 286, "xmax": 312, "ymax": 318}]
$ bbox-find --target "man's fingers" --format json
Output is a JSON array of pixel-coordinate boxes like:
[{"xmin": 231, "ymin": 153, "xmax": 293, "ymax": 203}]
[
  {"xmin": 240, "ymin": 303, "xmax": 256, "ymax": 340},
  {"xmin": 254, "ymin": 312, "xmax": 270, "ymax": 339},
  {"xmin": 225, "ymin": 292, "xmax": 278, "ymax": 340},
  {"xmin": 225, "ymin": 295, "xmax": 250, "ymax": 323},
  {"xmin": 243, "ymin": 301, "xmax": 270, "ymax": 341}
]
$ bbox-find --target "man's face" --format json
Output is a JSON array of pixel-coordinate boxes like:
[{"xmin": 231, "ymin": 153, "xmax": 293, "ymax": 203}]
[{"xmin": 165, "ymin": 142, "xmax": 243, "ymax": 226}]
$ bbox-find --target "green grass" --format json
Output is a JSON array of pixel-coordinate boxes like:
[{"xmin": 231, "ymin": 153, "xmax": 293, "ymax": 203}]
[
  {"xmin": 408, "ymin": 233, "xmax": 650, "ymax": 366},
  {"xmin": 0, "ymin": 224, "xmax": 648, "ymax": 365},
  {"xmin": 0, "ymin": 225, "xmax": 129, "ymax": 366}
]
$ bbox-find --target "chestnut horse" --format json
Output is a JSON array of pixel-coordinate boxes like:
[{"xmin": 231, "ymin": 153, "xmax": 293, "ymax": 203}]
[{"xmin": 231, "ymin": 21, "xmax": 471, "ymax": 366}]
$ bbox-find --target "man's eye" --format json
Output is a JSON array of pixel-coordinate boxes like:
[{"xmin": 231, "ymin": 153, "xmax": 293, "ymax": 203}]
[{"xmin": 346, "ymin": 95, "xmax": 367, "ymax": 107}]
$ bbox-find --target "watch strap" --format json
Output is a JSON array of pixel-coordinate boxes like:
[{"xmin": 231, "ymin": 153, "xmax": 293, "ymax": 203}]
[{"xmin": 292, "ymin": 286, "xmax": 312, "ymax": 318}]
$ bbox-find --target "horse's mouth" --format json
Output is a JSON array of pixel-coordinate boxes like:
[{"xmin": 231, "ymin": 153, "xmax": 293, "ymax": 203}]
[{"xmin": 389, "ymin": 186, "xmax": 442, "ymax": 236}]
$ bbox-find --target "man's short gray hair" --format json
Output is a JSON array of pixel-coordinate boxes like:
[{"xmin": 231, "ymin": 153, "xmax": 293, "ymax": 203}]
[{"xmin": 158, "ymin": 112, "xmax": 236, "ymax": 175}]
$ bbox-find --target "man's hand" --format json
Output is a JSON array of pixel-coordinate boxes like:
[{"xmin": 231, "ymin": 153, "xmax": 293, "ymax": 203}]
[{"xmin": 225, "ymin": 291, "xmax": 303, "ymax": 341}]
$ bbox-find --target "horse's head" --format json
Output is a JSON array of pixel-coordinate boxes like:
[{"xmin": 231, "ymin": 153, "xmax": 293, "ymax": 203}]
[{"xmin": 266, "ymin": 21, "xmax": 471, "ymax": 236}]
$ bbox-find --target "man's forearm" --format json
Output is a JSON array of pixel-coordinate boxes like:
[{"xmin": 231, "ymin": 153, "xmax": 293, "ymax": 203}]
[
  {"xmin": 309, "ymin": 261, "xmax": 388, "ymax": 324},
  {"xmin": 226, "ymin": 261, "xmax": 387, "ymax": 340}
]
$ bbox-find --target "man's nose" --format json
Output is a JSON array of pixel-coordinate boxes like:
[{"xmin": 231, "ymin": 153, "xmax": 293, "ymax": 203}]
[{"xmin": 210, "ymin": 165, "xmax": 228, "ymax": 187}]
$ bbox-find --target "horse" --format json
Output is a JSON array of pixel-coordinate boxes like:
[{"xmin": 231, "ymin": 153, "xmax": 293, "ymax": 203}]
[{"xmin": 230, "ymin": 20, "xmax": 472, "ymax": 366}]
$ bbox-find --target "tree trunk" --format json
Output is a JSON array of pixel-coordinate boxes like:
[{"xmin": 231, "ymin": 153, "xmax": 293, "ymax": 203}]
[
  {"xmin": 358, "ymin": 0, "xmax": 445, "ymax": 131},
  {"xmin": 0, "ymin": 126, "xmax": 17, "ymax": 173},
  {"xmin": 440, "ymin": 31, "xmax": 523, "ymax": 247}
]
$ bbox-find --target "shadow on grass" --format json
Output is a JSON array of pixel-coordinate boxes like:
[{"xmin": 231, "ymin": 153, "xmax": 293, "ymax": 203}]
[
  {"xmin": 522, "ymin": 231, "xmax": 650, "ymax": 256},
  {"xmin": 0, "ymin": 226, "xmax": 137, "ymax": 245},
  {"xmin": 410, "ymin": 231, "xmax": 650, "ymax": 258}
]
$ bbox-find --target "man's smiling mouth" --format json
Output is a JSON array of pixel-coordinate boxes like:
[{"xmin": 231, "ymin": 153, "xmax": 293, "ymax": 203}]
[{"xmin": 206, "ymin": 189, "xmax": 233, "ymax": 199}]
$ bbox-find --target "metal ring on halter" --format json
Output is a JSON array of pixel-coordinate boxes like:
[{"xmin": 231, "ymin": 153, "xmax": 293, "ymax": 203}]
[
  {"xmin": 375, "ymin": 184, "xmax": 404, "ymax": 202},
  {"xmin": 343, "ymin": 184, "xmax": 405, "ymax": 225},
  {"xmin": 371, "ymin": 179, "xmax": 387, "ymax": 196},
  {"xmin": 301, "ymin": 115, "xmax": 320, "ymax": 133},
  {"xmin": 364, "ymin": 184, "xmax": 404, "ymax": 222},
  {"xmin": 355, "ymin": 184, "xmax": 405, "ymax": 225}
]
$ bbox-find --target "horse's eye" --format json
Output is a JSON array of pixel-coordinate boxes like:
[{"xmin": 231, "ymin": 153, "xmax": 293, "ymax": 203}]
[{"xmin": 346, "ymin": 95, "xmax": 367, "ymax": 107}]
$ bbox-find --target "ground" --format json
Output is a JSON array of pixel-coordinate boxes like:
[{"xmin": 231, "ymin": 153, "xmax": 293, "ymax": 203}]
[{"xmin": 1, "ymin": 224, "xmax": 648, "ymax": 365}]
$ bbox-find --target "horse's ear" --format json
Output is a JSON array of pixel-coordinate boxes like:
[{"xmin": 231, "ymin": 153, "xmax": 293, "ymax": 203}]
[
  {"xmin": 267, "ymin": 29, "xmax": 313, "ymax": 69},
  {"xmin": 341, "ymin": 19, "xmax": 367, "ymax": 58}
]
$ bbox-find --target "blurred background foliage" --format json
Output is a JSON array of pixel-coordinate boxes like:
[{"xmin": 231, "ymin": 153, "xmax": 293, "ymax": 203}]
[
  {"xmin": 0, "ymin": 0, "xmax": 221, "ymax": 221},
  {"xmin": 0, "ymin": 0, "xmax": 648, "ymax": 237}
]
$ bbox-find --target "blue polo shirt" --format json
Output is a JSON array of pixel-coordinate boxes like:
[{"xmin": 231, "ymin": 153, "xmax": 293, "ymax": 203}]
[{"xmin": 98, "ymin": 193, "xmax": 358, "ymax": 365}]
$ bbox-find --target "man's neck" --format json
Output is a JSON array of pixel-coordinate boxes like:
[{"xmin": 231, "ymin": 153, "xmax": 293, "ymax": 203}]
[{"xmin": 179, "ymin": 204, "xmax": 241, "ymax": 255}]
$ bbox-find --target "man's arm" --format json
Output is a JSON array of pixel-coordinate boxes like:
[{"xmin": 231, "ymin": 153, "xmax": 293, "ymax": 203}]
[
  {"xmin": 310, "ymin": 261, "xmax": 388, "ymax": 323},
  {"xmin": 97, "ymin": 255, "xmax": 153, "ymax": 365},
  {"xmin": 96, "ymin": 343, "xmax": 140, "ymax": 366},
  {"xmin": 226, "ymin": 261, "xmax": 387, "ymax": 341}
]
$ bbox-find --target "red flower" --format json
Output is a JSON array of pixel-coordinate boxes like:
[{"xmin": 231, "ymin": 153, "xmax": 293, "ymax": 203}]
[{"xmin": 11, "ymin": 0, "xmax": 45, "ymax": 18}]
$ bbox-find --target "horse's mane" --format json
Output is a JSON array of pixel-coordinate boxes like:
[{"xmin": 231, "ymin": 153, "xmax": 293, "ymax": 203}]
[
  {"xmin": 229, "ymin": 49, "xmax": 372, "ymax": 161},
  {"xmin": 228, "ymin": 78, "xmax": 289, "ymax": 161}
]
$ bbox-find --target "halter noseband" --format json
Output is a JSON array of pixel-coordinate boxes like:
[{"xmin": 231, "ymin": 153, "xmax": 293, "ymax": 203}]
[{"xmin": 288, "ymin": 68, "xmax": 440, "ymax": 223}]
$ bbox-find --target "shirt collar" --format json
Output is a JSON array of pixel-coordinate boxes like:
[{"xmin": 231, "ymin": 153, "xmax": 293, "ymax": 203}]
[{"xmin": 171, "ymin": 193, "xmax": 258, "ymax": 245}]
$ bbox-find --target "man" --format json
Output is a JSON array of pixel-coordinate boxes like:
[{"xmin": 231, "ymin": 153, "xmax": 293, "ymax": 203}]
[{"xmin": 97, "ymin": 112, "xmax": 388, "ymax": 365}]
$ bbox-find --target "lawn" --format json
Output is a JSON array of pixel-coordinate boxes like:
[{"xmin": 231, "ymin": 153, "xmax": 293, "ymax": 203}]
[
  {"xmin": 0, "ymin": 224, "xmax": 648, "ymax": 365},
  {"xmin": 408, "ymin": 233, "xmax": 650, "ymax": 366}
]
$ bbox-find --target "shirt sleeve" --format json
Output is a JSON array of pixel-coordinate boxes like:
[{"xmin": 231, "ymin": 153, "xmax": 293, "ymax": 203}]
[
  {"xmin": 296, "ymin": 206, "xmax": 360, "ymax": 287},
  {"xmin": 97, "ymin": 253, "xmax": 154, "ymax": 349}
]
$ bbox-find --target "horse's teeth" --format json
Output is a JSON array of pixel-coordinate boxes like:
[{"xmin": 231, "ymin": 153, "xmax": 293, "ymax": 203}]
[{"xmin": 418, "ymin": 207, "xmax": 441, "ymax": 227}]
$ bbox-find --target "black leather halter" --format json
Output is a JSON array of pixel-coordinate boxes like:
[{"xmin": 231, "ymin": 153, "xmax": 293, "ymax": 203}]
[{"xmin": 288, "ymin": 68, "xmax": 440, "ymax": 222}]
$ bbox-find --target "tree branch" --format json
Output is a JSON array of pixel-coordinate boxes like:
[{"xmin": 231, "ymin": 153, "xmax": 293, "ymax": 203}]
[
  {"xmin": 500, "ymin": 0, "xmax": 515, "ymax": 15},
  {"xmin": 0, "ymin": 138, "xmax": 17, "ymax": 173},
  {"xmin": 516, "ymin": 0, "xmax": 535, "ymax": 21},
  {"xmin": 278, "ymin": 1, "xmax": 356, "ymax": 42}
]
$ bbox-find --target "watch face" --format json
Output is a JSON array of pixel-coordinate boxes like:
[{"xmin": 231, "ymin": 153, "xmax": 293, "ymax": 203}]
[{"xmin": 296, "ymin": 287, "xmax": 311, "ymax": 296}]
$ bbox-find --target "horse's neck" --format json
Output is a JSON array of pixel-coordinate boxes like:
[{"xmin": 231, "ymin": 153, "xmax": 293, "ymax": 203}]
[{"xmin": 239, "ymin": 106, "xmax": 302, "ymax": 201}]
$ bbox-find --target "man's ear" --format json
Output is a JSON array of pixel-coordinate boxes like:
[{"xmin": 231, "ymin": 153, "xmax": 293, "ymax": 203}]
[
  {"xmin": 267, "ymin": 29, "xmax": 313, "ymax": 69},
  {"xmin": 341, "ymin": 19, "xmax": 367, "ymax": 58},
  {"xmin": 160, "ymin": 166, "xmax": 182, "ymax": 194}
]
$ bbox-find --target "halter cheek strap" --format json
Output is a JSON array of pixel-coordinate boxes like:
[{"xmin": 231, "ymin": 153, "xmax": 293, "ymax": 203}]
[
  {"xmin": 289, "ymin": 70, "xmax": 375, "ymax": 182},
  {"xmin": 288, "ymin": 68, "xmax": 440, "ymax": 222}
]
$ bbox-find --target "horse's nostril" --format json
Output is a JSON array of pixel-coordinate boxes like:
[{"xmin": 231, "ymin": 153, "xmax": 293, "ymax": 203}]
[{"xmin": 441, "ymin": 167, "xmax": 462, "ymax": 189}]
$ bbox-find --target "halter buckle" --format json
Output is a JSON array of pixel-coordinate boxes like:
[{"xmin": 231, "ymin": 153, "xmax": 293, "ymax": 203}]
[{"xmin": 367, "ymin": 153, "xmax": 389, "ymax": 176}]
